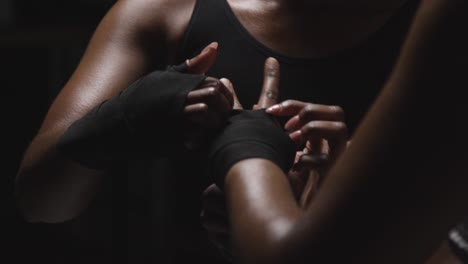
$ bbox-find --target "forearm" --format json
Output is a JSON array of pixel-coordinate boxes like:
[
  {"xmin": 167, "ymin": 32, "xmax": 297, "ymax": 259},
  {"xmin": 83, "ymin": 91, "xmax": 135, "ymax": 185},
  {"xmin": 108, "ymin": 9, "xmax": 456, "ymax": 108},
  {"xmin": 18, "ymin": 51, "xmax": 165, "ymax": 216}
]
[
  {"xmin": 15, "ymin": 127, "xmax": 105, "ymax": 223},
  {"xmin": 16, "ymin": 70, "xmax": 205, "ymax": 222},
  {"xmin": 223, "ymin": 1, "xmax": 468, "ymax": 263},
  {"xmin": 278, "ymin": 0, "xmax": 468, "ymax": 263},
  {"xmin": 13, "ymin": 0, "xmax": 190, "ymax": 223},
  {"xmin": 225, "ymin": 159, "xmax": 302, "ymax": 264}
]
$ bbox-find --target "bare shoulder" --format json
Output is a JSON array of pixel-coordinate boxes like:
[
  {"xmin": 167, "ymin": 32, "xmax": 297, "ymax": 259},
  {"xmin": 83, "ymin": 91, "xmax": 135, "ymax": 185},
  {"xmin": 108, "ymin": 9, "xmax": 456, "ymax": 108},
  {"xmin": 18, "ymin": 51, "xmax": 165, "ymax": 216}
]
[
  {"xmin": 112, "ymin": 0, "xmax": 198, "ymax": 61},
  {"xmin": 37, "ymin": 0, "xmax": 198, "ymax": 133}
]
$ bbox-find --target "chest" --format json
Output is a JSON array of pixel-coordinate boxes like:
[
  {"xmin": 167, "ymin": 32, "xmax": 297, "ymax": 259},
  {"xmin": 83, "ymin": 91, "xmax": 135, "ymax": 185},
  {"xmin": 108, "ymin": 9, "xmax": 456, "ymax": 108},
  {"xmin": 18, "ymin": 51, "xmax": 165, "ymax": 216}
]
[{"xmin": 179, "ymin": 0, "xmax": 419, "ymax": 132}]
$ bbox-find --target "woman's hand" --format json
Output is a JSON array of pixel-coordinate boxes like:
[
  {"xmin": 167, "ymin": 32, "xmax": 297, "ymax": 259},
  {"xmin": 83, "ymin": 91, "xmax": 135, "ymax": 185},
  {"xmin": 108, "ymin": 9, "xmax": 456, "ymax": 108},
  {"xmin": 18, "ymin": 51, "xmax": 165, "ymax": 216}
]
[
  {"xmin": 171, "ymin": 42, "xmax": 235, "ymax": 150},
  {"xmin": 200, "ymin": 57, "xmax": 283, "ymax": 260},
  {"xmin": 266, "ymin": 100, "xmax": 349, "ymax": 206},
  {"xmin": 184, "ymin": 42, "xmax": 234, "ymax": 129}
]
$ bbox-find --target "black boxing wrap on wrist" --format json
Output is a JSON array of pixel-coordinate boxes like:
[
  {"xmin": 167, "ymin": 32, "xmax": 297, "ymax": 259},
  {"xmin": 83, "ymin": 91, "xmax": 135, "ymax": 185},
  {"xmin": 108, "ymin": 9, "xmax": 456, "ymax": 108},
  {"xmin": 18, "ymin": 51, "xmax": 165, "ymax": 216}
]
[
  {"xmin": 208, "ymin": 109, "xmax": 296, "ymax": 189},
  {"xmin": 166, "ymin": 62, "xmax": 189, "ymax": 73},
  {"xmin": 58, "ymin": 70, "xmax": 206, "ymax": 169},
  {"xmin": 448, "ymin": 219, "xmax": 468, "ymax": 263}
]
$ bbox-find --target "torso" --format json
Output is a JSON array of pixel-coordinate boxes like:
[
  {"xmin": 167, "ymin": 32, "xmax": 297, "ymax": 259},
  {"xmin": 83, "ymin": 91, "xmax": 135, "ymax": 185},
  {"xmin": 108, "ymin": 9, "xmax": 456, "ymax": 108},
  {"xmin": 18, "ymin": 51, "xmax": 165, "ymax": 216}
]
[
  {"xmin": 165, "ymin": 0, "xmax": 412, "ymax": 61},
  {"xmin": 223, "ymin": 0, "xmax": 410, "ymax": 58},
  {"xmin": 177, "ymin": 0, "xmax": 420, "ymax": 132}
]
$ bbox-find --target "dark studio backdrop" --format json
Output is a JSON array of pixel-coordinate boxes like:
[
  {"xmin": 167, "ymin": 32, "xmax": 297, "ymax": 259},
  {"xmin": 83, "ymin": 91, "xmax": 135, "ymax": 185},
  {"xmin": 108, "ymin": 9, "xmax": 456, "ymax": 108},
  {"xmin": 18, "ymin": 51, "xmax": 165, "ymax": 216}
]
[{"xmin": 1, "ymin": 0, "xmax": 115, "ymax": 262}]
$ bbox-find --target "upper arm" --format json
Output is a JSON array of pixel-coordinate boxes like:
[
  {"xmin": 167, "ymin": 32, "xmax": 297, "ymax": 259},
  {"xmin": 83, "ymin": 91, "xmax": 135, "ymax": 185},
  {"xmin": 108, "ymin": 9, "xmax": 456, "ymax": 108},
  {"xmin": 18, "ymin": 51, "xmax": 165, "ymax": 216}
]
[{"xmin": 39, "ymin": 0, "xmax": 196, "ymax": 135}]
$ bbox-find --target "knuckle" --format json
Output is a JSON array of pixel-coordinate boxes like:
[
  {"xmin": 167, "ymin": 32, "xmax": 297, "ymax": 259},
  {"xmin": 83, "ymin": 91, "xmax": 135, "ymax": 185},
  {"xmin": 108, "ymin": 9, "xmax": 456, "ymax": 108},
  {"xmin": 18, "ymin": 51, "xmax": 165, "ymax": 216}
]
[
  {"xmin": 301, "ymin": 122, "xmax": 317, "ymax": 134},
  {"xmin": 264, "ymin": 90, "xmax": 279, "ymax": 100},
  {"xmin": 206, "ymin": 87, "xmax": 218, "ymax": 97},
  {"xmin": 205, "ymin": 76, "xmax": 217, "ymax": 82},
  {"xmin": 195, "ymin": 103, "xmax": 209, "ymax": 113},
  {"xmin": 303, "ymin": 103, "xmax": 316, "ymax": 113},
  {"xmin": 213, "ymin": 79, "xmax": 222, "ymax": 88},
  {"xmin": 281, "ymin": 100, "xmax": 294, "ymax": 108},
  {"xmin": 300, "ymin": 104, "xmax": 316, "ymax": 119},
  {"xmin": 204, "ymin": 78, "xmax": 221, "ymax": 87},
  {"xmin": 265, "ymin": 65, "xmax": 278, "ymax": 77}
]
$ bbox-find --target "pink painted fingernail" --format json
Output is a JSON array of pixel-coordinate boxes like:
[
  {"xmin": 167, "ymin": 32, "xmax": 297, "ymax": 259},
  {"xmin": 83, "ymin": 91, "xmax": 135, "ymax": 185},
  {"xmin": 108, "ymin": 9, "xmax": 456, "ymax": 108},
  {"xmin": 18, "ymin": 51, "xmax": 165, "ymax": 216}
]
[
  {"xmin": 201, "ymin": 46, "xmax": 211, "ymax": 54},
  {"xmin": 266, "ymin": 104, "xmax": 280, "ymax": 113},
  {"xmin": 202, "ymin": 42, "xmax": 218, "ymax": 54}
]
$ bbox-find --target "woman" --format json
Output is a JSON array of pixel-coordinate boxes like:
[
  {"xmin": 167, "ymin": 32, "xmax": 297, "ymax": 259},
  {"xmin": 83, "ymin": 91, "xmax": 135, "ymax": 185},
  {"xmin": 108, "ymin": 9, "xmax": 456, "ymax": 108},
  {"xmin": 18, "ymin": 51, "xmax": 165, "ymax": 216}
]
[{"xmin": 15, "ymin": 0, "xmax": 464, "ymax": 262}]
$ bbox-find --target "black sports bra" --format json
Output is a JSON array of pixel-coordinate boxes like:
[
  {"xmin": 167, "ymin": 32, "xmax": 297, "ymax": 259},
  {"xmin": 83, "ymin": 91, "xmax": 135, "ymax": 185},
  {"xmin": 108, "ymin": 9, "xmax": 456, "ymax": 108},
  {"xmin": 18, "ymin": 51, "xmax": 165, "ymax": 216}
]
[{"xmin": 179, "ymin": 0, "xmax": 421, "ymax": 134}]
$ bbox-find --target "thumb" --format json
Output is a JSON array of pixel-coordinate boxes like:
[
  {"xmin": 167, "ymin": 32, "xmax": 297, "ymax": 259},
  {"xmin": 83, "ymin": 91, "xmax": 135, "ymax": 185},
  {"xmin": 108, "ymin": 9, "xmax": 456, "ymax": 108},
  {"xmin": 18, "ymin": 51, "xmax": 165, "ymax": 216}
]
[
  {"xmin": 220, "ymin": 78, "xmax": 243, "ymax": 110},
  {"xmin": 254, "ymin": 57, "xmax": 280, "ymax": 109},
  {"xmin": 186, "ymin": 42, "xmax": 219, "ymax": 75}
]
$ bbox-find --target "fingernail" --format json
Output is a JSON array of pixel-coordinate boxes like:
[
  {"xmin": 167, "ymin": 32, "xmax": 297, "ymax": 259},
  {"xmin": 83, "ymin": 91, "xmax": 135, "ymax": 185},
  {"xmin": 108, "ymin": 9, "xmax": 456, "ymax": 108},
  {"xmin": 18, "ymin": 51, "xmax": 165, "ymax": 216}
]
[
  {"xmin": 266, "ymin": 104, "xmax": 280, "ymax": 113},
  {"xmin": 289, "ymin": 130, "xmax": 302, "ymax": 143},
  {"xmin": 209, "ymin": 42, "xmax": 219, "ymax": 49},
  {"xmin": 266, "ymin": 57, "xmax": 278, "ymax": 65},
  {"xmin": 201, "ymin": 46, "xmax": 211, "ymax": 54},
  {"xmin": 201, "ymin": 42, "xmax": 218, "ymax": 54}
]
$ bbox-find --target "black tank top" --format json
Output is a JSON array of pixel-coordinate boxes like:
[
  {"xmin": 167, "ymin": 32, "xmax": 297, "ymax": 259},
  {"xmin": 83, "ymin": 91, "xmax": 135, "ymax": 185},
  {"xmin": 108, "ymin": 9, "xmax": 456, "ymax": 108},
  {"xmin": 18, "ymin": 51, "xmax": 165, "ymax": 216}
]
[{"xmin": 179, "ymin": 0, "xmax": 421, "ymax": 134}]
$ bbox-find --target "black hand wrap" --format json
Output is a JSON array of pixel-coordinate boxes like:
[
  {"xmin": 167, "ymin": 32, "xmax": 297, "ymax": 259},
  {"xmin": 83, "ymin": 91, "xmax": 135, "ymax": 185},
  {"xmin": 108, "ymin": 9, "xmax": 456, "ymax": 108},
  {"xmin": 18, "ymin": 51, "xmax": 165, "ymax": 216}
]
[
  {"xmin": 58, "ymin": 70, "xmax": 206, "ymax": 169},
  {"xmin": 166, "ymin": 62, "xmax": 189, "ymax": 73},
  {"xmin": 208, "ymin": 109, "xmax": 296, "ymax": 189},
  {"xmin": 448, "ymin": 219, "xmax": 468, "ymax": 263}
]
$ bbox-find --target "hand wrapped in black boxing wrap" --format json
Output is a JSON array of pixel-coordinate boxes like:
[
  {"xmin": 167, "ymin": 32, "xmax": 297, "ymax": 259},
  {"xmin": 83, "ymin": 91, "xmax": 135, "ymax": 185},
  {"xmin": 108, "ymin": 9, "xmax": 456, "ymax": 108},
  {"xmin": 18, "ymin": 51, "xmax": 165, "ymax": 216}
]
[
  {"xmin": 208, "ymin": 109, "xmax": 296, "ymax": 189},
  {"xmin": 58, "ymin": 70, "xmax": 206, "ymax": 169},
  {"xmin": 448, "ymin": 218, "xmax": 468, "ymax": 263}
]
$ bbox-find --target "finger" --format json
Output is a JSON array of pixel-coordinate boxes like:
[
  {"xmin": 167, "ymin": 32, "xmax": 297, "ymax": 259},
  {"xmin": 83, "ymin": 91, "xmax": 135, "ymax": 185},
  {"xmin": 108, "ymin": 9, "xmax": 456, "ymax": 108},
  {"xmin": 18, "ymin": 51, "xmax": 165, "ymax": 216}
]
[
  {"xmin": 186, "ymin": 79, "xmax": 232, "ymax": 116},
  {"xmin": 284, "ymin": 105, "xmax": 345, "ymax": 132},
  {"xmin": 305, "ymin": 139, "xmax": 330, "ymax": 155},
  {"xmin": 299, "ymin": 170, "xmax": 321, "ymax": 208},
  {"xmin": 184, "ymin": 104, "xmax": 223, "ymax": 128},
  {"xmin": 289, "ymin": 121, "xmax": 348, "ymax": 148},
  {"xmin": 202, "ymin": 184, "xmax": 227, "ymax": 217},
  {"xmin": 255, "ymin": 57, "xmax": 280, "ymax": 109},
  {"xmin": 186, "ymin": 42, "xmax": 219, "ymax": 75},
  {"xmin": 184, "ymin": 102, "xmax": 208, "ymax": 113},
  {"xmin": 202, "ymin": 184, "xmax": 224, "ymax": 200},
  {"xmin": 200, "ymin": 77, "xmax": 234, "ymax": 109},
  {"xmin": 290, "ymin": 121, "xmax": 348, "ymax": 161},
  {"xmin": 221, "ymin": 78, "xmax": 243, "ymax": 110},
  {"xmin": 213, "ymin": 77, "xmax": 234, "ymax": 110},
  {"xmin": 266, "ymin": 100, "xmax": 307, "ymax": 116},
  {"xmin": 287, "ymin": 167, "xmax": 308, "ymax": 201},
  {"xmin": 266, "ymin": 100, "xmax": 345, "ymax": 132},
  {"xmin": 293, "ymin": 153, "xmax": 330, "ymax": 172},
  {"xmin": 186, "ymin": 88, "xmax": 231, "ymax": 115}
]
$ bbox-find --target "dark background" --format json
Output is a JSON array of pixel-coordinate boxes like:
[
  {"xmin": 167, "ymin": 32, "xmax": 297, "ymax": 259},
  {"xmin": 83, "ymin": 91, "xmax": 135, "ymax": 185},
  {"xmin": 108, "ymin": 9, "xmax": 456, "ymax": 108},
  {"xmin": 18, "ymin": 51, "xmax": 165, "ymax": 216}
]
[{"xmin": 2, "ymin": 0, "xmax": 115, "ymax": 262}]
